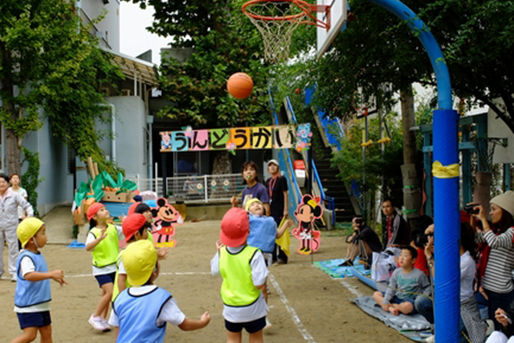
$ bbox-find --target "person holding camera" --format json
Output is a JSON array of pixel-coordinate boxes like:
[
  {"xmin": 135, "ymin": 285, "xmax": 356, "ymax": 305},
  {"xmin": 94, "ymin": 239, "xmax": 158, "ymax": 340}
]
[
  {"xmin": 339, "ymin": 216, "xmax": 382, "ymax": 267},
  {"xmin": 485, "ymin": 307, "xmax": 514, "ymax": 343},
  {"xmin": 471, "ymin": 191, "xmax": 514, "ymax": 331}
]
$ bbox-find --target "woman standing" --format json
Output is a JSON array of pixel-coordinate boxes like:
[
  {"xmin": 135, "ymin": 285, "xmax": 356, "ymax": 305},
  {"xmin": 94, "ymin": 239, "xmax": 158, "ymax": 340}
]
[
  {"xmin": 0, "ymin": 173, "xmax": 34, "ymax": 281},
  {"xmin": 473, "ymin": 191, "xmax": 514, "ymax": 330}
]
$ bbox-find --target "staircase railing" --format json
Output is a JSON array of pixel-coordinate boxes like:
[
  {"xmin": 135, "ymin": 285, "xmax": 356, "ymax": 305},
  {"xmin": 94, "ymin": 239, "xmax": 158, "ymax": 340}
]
[
  {"xmin": 268, "ymin": 89, "xmax": 302, "ymax": 219},
  {"xmin": 284, "ymin": 97, "xmax": 326, "ymax": 203}
]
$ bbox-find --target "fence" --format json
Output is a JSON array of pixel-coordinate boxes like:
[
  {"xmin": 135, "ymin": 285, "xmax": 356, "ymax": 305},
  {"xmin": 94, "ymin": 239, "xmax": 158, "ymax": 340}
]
[{"xmin": 127, "ymin": 174, "xmax": 245, "ymax": 203}]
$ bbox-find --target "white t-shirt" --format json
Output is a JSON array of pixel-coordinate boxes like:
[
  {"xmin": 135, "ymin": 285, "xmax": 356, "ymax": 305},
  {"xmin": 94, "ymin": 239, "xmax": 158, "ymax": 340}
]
[
  {"xmin": 460, "ymin": 251, "xmax": 476, "ymax": 302},
  {"xmin": 10, "ymin": 187, "xmax": 28, "ymax": 219},
  {"xmin": 13, "ymin": 254, "xmax": 51, "ymax": 313},
  {"xmin": 108, "ymin": 285, "xmax": 186, "ymax": 327},
  {"xmin": 86, "ymin": 225, "xmax": 124, "ymax": 276},
  {"xmin": 210, "ymin": 246, "xmax": 269, "ymax": 323}
]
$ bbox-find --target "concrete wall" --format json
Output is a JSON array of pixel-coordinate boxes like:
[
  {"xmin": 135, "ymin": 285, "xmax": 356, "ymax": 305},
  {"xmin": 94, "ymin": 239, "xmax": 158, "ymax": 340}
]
[
  {"xmin": 79, "ymin": 0, "xmax": 120, "ymax": 52},
  {"xmin": 102, "ymin": 96, "xmax": 148, "ymax": 178},
  {"xmin": 23, "ymin": 117, "xmax": 75, "ymax": 215}
]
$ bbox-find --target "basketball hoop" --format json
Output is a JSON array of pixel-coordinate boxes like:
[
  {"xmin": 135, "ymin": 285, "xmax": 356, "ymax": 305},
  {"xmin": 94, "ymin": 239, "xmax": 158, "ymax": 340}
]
[{"xmin": 242, "ymin": 0, "xmax": 331, "ymax": 64}]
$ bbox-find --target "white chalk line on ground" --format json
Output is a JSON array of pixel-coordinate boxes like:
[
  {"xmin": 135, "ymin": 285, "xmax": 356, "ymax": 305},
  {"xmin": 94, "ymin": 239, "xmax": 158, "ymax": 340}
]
[
  {"xmin": 66, "ymin": 271, "xmax": 211, "ymax": 278},
  {"xmin": 68, "ymin": 270, "xmax": 316, "ymax": 342},
  {"xmin": 268, "ymin": 273, "xmax": 317, "ymax": 343},
  {"xmin": 339, "ymin": 278, "xmax": 362, "ymax": 297}
]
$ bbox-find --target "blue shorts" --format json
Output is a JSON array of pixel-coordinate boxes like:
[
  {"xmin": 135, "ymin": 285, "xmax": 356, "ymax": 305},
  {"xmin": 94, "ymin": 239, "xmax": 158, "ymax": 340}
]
[
  {"xmin": 391, "ymin": 296, "xmax": 417, "ymax": 312},
  {"xmin": 95, "ymin": 272, "xmax": 116, "ymax": 287},
  {"xmin": 225, "ymin": 316, "xmax": 266, "ymax": 333},
  {"xmin": 17, "ymin": 311, "xmax": 51, "ymax": 329}
]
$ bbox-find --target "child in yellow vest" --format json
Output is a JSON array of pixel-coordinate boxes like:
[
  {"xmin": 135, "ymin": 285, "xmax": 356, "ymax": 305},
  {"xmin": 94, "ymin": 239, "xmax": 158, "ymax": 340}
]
[
  {"xmin": 11, "ymin": 218, "xmax": 67, "ymax": 343},
  {"xmin": 112, "ymin": 213, "xmax": 168, "ymax": 302},
  {"xmin": 85, "ymin": 203, "xmax": 123, "ymax": 332},
  {"xmin": 211, "ymin": 207, "xmax": 269, "ymax": 343}
]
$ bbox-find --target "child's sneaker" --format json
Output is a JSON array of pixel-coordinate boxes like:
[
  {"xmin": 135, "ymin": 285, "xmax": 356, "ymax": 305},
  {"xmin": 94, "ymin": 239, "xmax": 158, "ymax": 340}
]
[
  {"xmin": 88, "ymin": 314, "xmax": 106, "ymax": 331},
  {"xmin": 100, "ymin": 318, "xmax": 111, "ymax": 332},
  {"xmin": 264, "ymin": 318, "xmax": 272, "ymax": 329}
]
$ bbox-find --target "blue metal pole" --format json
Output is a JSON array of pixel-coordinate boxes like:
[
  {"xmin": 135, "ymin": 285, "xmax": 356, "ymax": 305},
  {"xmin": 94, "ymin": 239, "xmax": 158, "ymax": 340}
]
[{"xmin": 367, "ymin": 1, "xmax": 460, "ymax": 341}]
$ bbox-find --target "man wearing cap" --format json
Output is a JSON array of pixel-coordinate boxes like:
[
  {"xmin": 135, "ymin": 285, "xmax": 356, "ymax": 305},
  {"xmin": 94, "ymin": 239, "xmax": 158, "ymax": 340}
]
[
  {"xmin": 0, "ymin": 173, "xmax": 34, "ymax": 281},
  {"xmin": 110, "ymin": 240, "xmax": 210, "ymax": 342},
  {"xmin": 265, "ymin": 160, "xmax": 289, "ymax": 264}
]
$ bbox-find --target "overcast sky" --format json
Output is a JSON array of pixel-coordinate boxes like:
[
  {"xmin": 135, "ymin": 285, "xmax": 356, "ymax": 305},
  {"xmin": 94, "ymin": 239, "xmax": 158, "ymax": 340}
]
[{"xmin": 119, "ymin": 2, "xmax": 170, "ymax": 65}]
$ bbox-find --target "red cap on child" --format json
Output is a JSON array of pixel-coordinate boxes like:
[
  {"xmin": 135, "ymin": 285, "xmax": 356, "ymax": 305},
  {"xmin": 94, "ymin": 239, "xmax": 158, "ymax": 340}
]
[
  {"xmin": 87, "ymin": 203, "xmax": 105, "ymax": 221},
  {"xmin": 128, "ymin": 202, "xmax": 141, "ymax": 215},
  {"xmin": 122, "ymin": 213, "xmax": 148, "ymax": 242},
  {"xmin": 220, "ymin": 207, "xmax": 249, "ymax": 247}
]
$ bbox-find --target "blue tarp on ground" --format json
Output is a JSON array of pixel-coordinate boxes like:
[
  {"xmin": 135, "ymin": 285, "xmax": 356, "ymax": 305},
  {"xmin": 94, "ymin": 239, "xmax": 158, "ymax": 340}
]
[
  {"xmin": 352, "ymin": 296, "xmax": 432, "ymax": 342},
  {"xmin": 313, "ymin": 258, "xmax": 370, "ymax": 278}
]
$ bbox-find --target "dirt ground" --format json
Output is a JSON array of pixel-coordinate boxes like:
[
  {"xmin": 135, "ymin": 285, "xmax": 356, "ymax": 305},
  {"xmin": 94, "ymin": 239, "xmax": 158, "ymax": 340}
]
[{"xmin": 0, "ymin": 219, "xmax": 411, "ymax": 343}]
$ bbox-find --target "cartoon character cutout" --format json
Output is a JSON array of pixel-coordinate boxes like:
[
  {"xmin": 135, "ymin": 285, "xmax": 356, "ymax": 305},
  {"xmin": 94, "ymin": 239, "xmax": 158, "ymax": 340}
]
[
  {"xmin": 151, "ymin": 198, "xmax": 183, "ymax": 248},
  {"xmin": 292, "ymin": 195, "xmax": 323, "ymax": 255}
]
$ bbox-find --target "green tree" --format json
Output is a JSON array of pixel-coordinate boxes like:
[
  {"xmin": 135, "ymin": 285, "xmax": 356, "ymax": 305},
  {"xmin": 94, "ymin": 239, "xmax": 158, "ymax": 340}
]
[
  {"xmin": 306, "ymin": 0, "xmax": 514, "ymax": 132},
  {"xmin": 0, "ymin": 0, "xmax": 122, "ymax": 176},
  {"xmin": 124, "ymin": 0, "xmax": 313, "ymax": 127}
]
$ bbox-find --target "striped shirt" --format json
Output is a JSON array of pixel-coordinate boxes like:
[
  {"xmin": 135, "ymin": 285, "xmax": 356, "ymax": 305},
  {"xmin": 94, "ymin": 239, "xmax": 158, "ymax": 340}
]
[{"xmin": 480, "ymin": 227, "xmax": 514, "ymax": 293}]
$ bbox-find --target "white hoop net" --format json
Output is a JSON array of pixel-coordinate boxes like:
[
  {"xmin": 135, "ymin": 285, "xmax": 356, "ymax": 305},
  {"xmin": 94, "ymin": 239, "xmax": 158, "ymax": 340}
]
[{"xmin": 243, "ymin": 1, "xmax": 307, "ymax": 64}]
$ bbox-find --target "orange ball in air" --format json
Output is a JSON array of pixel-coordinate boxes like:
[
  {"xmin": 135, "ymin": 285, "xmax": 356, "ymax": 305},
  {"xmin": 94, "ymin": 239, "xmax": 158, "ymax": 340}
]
[{"xmin": 227, "ymin": 72, "xmax": 254, "ymax": 99}]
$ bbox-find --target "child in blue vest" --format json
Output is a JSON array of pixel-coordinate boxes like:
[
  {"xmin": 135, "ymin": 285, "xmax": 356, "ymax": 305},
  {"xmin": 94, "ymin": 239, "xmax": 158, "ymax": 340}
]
[
  {"xmin": 109, "ymin": 239, "xmax": 210, "ymax": 343},
  {"xmin": 245, "ymin": 198, "xmax": 291, "ymax": 266},
  {"xmin": 85, "ymin": 202, "xmax": 123, "ymax": 332},
  {"xmin": 12, "ymin": 217, "xmax": 67, "ymax": 343},
  {"xmin": 211, "ymin": 207, "xmax": 269, "ymax": 343}
]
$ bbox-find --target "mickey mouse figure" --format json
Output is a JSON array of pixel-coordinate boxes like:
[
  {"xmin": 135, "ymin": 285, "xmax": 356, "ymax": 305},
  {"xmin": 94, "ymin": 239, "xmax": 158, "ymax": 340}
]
[
  {"xmin": 151, "ymin": 198, "xmax": 183, "ymax": 248},
  {"xmin": 292, "ymin": 194, "xmax": 323, "ymax": 255}
]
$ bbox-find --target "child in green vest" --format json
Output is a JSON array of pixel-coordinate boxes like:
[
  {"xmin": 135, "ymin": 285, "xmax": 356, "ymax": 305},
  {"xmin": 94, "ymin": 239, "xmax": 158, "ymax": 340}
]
[
  {"xmin": 85, "ymin": 203, "xmax": 123, "ymax": 332},
  {"xmin": 211, "ymin": 207, "xmax": 269, "ymax": 343},
  {"xmin": 113, "ymin": 213, "xmax": 168, "ymax": 302}
]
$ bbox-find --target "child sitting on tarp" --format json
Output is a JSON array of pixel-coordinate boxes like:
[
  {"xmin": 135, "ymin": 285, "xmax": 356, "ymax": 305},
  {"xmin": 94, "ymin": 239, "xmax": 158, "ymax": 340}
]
[{"xmin": 373, "ymin": 246, "xmax": 430, "ymax": 316}]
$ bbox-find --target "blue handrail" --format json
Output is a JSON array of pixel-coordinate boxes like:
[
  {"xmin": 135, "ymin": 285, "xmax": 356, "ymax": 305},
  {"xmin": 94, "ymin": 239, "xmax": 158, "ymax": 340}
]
[
  {"xmin": 268, "ymin": 88, "xmax": 302, "ymax": 216},
  {"xmin": 284, "ymin": 96, "xmax": 326, "ymax": 202}
]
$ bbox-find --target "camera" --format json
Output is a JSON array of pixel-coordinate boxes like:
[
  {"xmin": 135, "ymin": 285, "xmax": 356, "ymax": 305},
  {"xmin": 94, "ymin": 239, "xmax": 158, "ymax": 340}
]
[{"xmin": 464, "ymin": 203, "xmax": 479, "ymax": 215}]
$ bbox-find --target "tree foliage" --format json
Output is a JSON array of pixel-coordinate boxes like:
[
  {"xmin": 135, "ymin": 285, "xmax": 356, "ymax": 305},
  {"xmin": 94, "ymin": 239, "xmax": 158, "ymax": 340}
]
[
  {"xmin": 0, "ymin": 0, "xmax": 122, "ymax": 175},
  {"xmin": 305, "ymin": 0, "xmax": 514, "ymax": 133},
  {"xmin": 125, "ymin": 0, "xmax": 313, "ymax": 127}
]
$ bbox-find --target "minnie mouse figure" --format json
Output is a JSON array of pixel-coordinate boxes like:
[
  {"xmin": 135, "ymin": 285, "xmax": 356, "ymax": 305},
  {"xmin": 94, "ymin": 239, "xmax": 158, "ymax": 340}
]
[{"xmin": 292, "ymin": 195, "xmax": 323, "ymax": 255}]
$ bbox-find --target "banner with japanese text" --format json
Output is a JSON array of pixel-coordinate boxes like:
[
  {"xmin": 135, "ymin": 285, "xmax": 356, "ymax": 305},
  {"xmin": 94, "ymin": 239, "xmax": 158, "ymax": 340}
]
[{"xmin": 159, "ymin": 124, "xmax": 312, "ymax": 153}]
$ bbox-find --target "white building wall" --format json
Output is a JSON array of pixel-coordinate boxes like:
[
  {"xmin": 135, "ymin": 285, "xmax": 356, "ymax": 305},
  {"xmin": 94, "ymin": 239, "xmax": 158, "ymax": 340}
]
[{"xmin": 79, "ymin": 0, "xmax": 120, "ymax": 52}]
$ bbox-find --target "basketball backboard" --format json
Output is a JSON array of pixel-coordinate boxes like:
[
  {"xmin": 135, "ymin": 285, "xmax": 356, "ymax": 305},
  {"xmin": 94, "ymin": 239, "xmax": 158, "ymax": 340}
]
[{"xmin": 316, "ymin": 0, "xmax": 347, "ymax": 58}]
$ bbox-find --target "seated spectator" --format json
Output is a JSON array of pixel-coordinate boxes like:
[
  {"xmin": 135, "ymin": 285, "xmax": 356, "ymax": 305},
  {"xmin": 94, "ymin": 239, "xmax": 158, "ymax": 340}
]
[
  {"xmin": 373, "ymin": 246, "xmax": 430, "ymax": 316},
  {"xmin": 410, "ymin": 215, "xmax": 434, "ymax": 276},
  {"xmin": 414, "ymin": 224, "xmax": 434, "ymax": 324},
  {"xmin": 485, "ymin": 308, "xmax": 514, "ymax": 343},
  {"xmin": 340, "ymin": 216, "xmax": 382, "ymax": 268},
  {"xmin": 460, "ymin": 222, "xmax": 488, "ymax": 343},
  {"xmin": 472, "ymin": 191, "xmax": 514, "ymax": 330},
  {"xmin": 416, "ymin": 223, "xmax": 493, "ymax": 343},
  {"xmin": 381, "ymin": 198, "xmax": 411, "ymax": 249}
]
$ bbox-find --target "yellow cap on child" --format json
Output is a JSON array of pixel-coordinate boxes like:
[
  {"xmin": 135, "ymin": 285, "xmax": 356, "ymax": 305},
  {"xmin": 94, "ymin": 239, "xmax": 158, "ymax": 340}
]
[
  {"xmin": 244, "ymin": 198, "xmax": 262, "ymax": 212},
  {"xmin": 17, "ymin": 217, "xmax": 44, "ymax": 248},
  {"xmin": 122, "ymin": 240, "xmax": 157, "ymax": 286}
]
